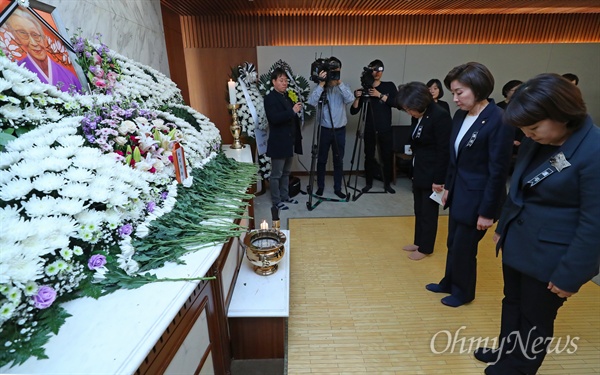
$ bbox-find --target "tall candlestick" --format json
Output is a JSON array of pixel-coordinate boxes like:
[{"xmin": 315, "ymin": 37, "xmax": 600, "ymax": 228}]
[{"xmin": 228, "ymin": 79, "xmax": 237, "ymax": 105}]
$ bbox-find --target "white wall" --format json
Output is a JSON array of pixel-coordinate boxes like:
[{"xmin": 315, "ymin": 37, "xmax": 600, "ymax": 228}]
[
  {"xmin": 258, "ymin": 44, "xmax": 600, "ymax": 173},
  {"xmin": 37, "ymin": 0, "xmax": 169, "ymax": 75}
]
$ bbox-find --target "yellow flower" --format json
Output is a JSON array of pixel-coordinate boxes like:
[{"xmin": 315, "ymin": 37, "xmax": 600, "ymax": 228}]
[{"xmin": 287, "ymin": 89, "xmax": 298, "ymax": 103}]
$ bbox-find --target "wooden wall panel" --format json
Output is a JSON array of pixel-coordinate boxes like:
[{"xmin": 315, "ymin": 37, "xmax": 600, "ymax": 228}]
[
  {"xmin": 181, "ymin": 14, "xmax": 600, "ymax": 48},
  {"xmin": 184, "ymin": 48, "xmax": 258, "ymax": 144},
  {"xmin": 160, "ymin": 4, "xmax": 190, "ymax": 104}
]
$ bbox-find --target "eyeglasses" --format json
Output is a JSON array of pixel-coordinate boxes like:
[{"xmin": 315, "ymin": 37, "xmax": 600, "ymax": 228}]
[
  {"xmin": 14, "ymin": 29, "xmax": 43, "ymax": 43},
  {"xmin": 370, "ymin": 66, "xmax": 384, "ymax": 72}
]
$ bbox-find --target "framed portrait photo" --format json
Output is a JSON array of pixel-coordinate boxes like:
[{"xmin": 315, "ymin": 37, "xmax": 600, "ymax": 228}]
[{"xmin": 0, "ymin": 0, "xmax": 88, "ymax": 93}]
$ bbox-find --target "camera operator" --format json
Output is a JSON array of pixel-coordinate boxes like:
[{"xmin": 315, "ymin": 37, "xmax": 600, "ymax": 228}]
[
  {"xmin": 350, "ymin": 59, "xmax": 398, "ymax": 194},
  {"xmin": 307, "ymin": 56, "xmax": 355, "ymax": 199}
]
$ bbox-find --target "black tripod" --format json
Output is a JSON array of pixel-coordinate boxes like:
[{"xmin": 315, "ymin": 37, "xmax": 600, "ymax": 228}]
[
  {"xmin": 306, "ymin": 88, "xmax": 349, "ymax": 211},
  {"xmin": 347, "ymin": 94, "xmax": 387, "ymax": 201}
]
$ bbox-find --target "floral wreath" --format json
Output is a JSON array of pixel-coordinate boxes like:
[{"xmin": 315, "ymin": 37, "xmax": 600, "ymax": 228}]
[{"xmin": 229, "ymin": 62, "xmax": 267, "ymax": 139}]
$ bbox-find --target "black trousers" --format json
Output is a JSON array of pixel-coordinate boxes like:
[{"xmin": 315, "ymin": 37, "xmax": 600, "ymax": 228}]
[
  {"xmin": 363, "ymin": 129, "xmax": 393, "ymax": 186},
  {"xmin": 439, "ymin": 218, "xmax": 486, "ymax": 302},
  {"xmin": 486, "ymin": 264, "xmax": 567, "ymax": 375},
  {"xmin": 412, "ymin": 185, "xmax": 440, "ymax": 254}
]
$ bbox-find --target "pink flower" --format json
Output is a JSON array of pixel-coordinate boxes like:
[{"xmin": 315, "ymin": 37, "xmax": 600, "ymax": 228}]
[
  {"xmin": 107, "ymin": 71, "xmax": 118, "ymax": 83},
  {"xmin": 94, "ymin": 67, "xmax": 104, "ymax": 78},
  {"xmin": 93, "ymin": 77, "xmax": 107, "ymax": 88},
  {"xmin": 92, "ymin": 52, "xmax": 102, "ymax": 65}
]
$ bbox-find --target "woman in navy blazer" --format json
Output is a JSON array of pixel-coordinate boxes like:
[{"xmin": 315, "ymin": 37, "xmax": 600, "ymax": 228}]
[
  {"xmin": 396, "ymin": 82, "xmax": 452, "ymax": 260},
  {"xmin": 264, "ymin": 67, "xmax": 303, "ymax": 210},
  {"xmin": 425, "ymin": 62, "xmax": 513, "ymax": 307},
  {"xmin": 475, "ymin": 74, "xmax": 600, "ymax": 375}
]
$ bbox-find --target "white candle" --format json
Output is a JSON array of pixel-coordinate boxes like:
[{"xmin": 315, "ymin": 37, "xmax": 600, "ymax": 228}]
[
  {"xmin": 260, "ymin": 220, "xmax": 268, "ymax": 230},
  {"xmin": 228, "ymin": 79, "xmax": 237, "ymax": 105}
]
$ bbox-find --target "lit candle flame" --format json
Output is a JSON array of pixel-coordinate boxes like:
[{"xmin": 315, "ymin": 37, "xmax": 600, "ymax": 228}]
[{"xmin": 260, "ymin": 220, "xmax": 268, "ymax": 230}]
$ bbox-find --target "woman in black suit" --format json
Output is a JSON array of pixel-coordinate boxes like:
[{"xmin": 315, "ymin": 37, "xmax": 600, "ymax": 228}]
[
  {"xmin": 396, "ymin": 82, "xmax": 452, "ymax": 260},
  {"xmin": 425, "ymin": 62, "xmax": 513, "ymax": 307},
  {"xmin": 264, "ymin": 67, "xmax": 303, "ymax": 210},
  {"xmin": 475, "ymin": 74, "xmax": 600, "ymax": 375},
  {"xmin": 427, "ymin": 78, "xmax": 450, "ymax": 114}
]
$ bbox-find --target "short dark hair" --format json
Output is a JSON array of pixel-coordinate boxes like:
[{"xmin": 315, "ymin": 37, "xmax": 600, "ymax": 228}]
[
  {"xmin": 426, "ymin": 78, "xmax": 444, "ymax": 99},
  {"xmin": 270, "ymin": 67, "xmax": 287, "ymax": 82},
  {"xmin": 329, "ymin": 56, "xmax": 342, "ymax": 69},
  {"xmin": 501, "ymin": 80, "xmax": 523, "ymax": 97},
  {"xmin": 562, "ymin": 73, "xmax": 579, "ymax": 85},
  {"xmin": 395, "ymin": 82, "xmax": 433, "ymax": 113},
  {"xmin": 505, "ymin": 73, "xmax": 587, "ymax": 130},
  {"xmin": 369, "ymin": 59, "xmax": 384, "ymax": 69},
  {"xmin": 444, "ymin": 62, "xmax": 495, "ymax": 102}
]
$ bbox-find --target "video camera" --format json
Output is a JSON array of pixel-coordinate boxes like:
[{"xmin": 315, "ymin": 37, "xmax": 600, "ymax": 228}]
[
  {"xmin": 360, "ymin": 67, "xmax": 376, "ymax": 92},
  {"xmin": 310, "ymin": 57, "xmax": 341, "ymax": 84}
]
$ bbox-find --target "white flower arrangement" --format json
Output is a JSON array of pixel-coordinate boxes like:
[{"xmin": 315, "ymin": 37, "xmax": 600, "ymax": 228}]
[
  {"xmin": 0, "ymin": 29, "xmax": 239, "ymax": 367},
  {"xmin": 230, "ymin": 62, "xmax": 268, "ymax": 138}
]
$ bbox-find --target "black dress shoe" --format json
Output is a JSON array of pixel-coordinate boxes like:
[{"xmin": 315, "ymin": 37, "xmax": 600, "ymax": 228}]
[
  {"xmin": 361, "ymin": 184, "xmax": 372, "ymax": 193},
  {"xmin": 441, "ymin": 295, "xmax": 471, "ymax": 307},
  {"xmin": 334, "ymin": 190, "xmax": 346, "ymax": 199},
  {"xmin": 425, "ymin": 283, "xmax": 450, "ymax": 294},
  {"xmin": 315, "ymin": 188, "xmax": 324, "ymax": 196},
  {"xmin": 474, "ymin": 347, "xmax": 504, "ymax": 364},
  {"xmin": 384, "ymin": 184, "xmax": 396, "ymax": 194}
]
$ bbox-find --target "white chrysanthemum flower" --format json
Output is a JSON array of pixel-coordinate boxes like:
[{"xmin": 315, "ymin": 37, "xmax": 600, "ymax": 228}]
[
  {"xmin": 0, "ymin": 104, "xmax": 22, "ymax": 120},
  {"xmin": 0, "ymin": 77, "xmax": 11, "ymax": 91},
  {"xmin": 23, "ymin": 105, "xmax": 44, "ymax": 121},
  {"xmin": 25, "ymin": 146, "xmax": 53, "ymax": 161},
  {"xmin": 52, "ymin": 146, "xmax": 77, "ymax": 160},
  {"xmin": 0, "ymin": 151, "xmax": 21, "ymax": 169},
  {"xmin": 6, "ymin": 287, "xmax": 22, "ymax": 303},
  {"xmin": 45, "ymin": 262, "xmax": 60, "ymax": 276},
  {"xmin": 0, "ymin": 303, "xmax": 17, "ymax": 322},
  {"xmin": 39, "ymin": 156, "xmax": 71, "ymax": 173},
  {"xmin": 44, "ymin": 231, "xmax": 71, "ymax": 250},
  {"xmin": 57, "ymin": 135, "xmax": 85, "ymax": 148},
  {"xmin": 73, "ymin": 246, "xmax": 83, "ymax": 256},
  {"xmin": 22, "ymin": 195, "xmax": 59, "ymax": 217},
  {"xmin": 2, "ymin": 69, "xmax": 26, "ymax": 84},
  {"xmin": 0, "ymin": 178, "xmax": 33, "ymax": 201},
  {"xmin": 31, "ymin": 173, "xmax": 67, "ymax": 193},
  {"xmin": 0, "ymin": 170, "xmax": 15, "ymax": 185},
  {"xmin": 56, "ymin": 197, "xmax": 86, "ymax": 216},
  {"xmin": 9, "ymin": 159, "xmax": 44, "ymax": 179},
  {"xmin": 59, "ymin": 182, "xmax": 91, "ymax": 200},
  {"xmin": 75, "ymin": 209, "xmax": 105, "ymax": 227},
  {"xmin": 23, "ymin": 281, "xmax": 38, "ymax": 296},
  {"xmin": 63, "ymin": 167, "xmax": 95, "ymax": 183},
  {"xmin": 44, "ymin": 108, "xmax": 62, "ymax": 122},
  {"xmin": 59, "ymin": 248, "xmax": 73, "ymax": 260},
  {"xmin": 0, "ymin": 246, "xmax": 44, "ymax": 284}
]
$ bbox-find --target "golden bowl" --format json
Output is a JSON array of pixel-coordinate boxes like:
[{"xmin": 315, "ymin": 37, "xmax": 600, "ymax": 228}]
[{"xmin": 242, "ymin": 229, "xmax": 286, "ymax": 276}]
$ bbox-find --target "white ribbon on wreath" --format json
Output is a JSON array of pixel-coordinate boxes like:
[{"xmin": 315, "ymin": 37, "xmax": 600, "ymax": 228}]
[{"xmin": 238, "ymin": 77, "xmax": 268, "ymax": 154}]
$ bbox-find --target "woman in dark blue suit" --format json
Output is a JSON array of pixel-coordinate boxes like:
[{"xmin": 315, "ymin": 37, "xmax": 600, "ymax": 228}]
[
  {"xmin": 475, "ymin": 74, "xmax": 600, "ymax": 375},
  {"xmin": 396, "ymin": 82, "xmax": 452, "ymax": 260},
  {"xmin": 426, "ymin": 62, "xmax": 513, "ymax": 307}
]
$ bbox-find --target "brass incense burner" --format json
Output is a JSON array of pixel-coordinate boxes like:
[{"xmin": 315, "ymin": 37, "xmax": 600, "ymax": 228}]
[{"xmin": 242, "ymin": 208, "xmax": 286, "ymax": 276}]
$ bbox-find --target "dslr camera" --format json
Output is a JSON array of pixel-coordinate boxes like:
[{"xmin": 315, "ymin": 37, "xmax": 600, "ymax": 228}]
[{"xmin": 310, "ymin": 57, "xmax": 341, "ymax": 83}]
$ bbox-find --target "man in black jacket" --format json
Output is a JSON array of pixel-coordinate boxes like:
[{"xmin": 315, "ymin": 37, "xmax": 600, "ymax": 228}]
[{"xmin": 264, "ymin": 67, "xmax": 303, "ymax": 210}]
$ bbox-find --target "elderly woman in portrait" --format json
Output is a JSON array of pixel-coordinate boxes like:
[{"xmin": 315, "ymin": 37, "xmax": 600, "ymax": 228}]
[
  {"xmin": 396, "ymin": 82, "xmax": 452, "ymax": 261},
  {"xmin": 5, "ymin": 7, "xmax": 82, "ymax": 92},
  {"xmin": 474, "ymin": 73, "xmax": 600, "ymax": 375},
  {"xmin": 425, "ymin": 62, "xmax": 513, "ymax": 307}
]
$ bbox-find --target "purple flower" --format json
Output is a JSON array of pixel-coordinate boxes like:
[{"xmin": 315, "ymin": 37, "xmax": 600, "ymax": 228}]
[
  {"xmin": 160, "ymin": 191, "xmax": 169, "ymax": 200},
  {"xmin": 118, "ymin": 224, "xmax": 133, "ymax": 237},
  {"xmin": 32, "ymin": 286, "xmax": 57, "ymax": 309},
  {"xmin": 146, "ymin": 201, "xmax": 156, "ymax": 213},
  {"xmin": 87, "ymin": 254, "xmax": 107, "ymax": 270}
]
